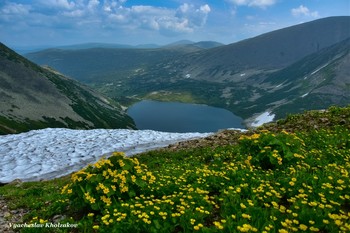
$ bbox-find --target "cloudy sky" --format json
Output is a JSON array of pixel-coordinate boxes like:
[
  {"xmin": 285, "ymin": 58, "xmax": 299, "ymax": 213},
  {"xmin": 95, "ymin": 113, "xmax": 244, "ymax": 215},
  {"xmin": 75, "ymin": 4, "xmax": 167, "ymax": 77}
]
[{"xmin": 1, "ymin": 0, "xmax": 349, "ymax": 48}]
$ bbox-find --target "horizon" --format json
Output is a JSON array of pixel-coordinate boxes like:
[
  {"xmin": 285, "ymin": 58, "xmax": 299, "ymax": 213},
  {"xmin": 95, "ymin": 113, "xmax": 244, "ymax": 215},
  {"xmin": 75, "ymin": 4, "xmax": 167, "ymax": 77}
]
[{"xmin": 1, "ymin": 0, "xmax": 349, "ymax": 50}]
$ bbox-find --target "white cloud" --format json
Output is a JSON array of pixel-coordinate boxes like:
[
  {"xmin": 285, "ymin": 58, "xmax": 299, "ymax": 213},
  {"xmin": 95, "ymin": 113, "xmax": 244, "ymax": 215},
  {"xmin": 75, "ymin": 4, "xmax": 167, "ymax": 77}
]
[
  {"xmin": 1, "ymin": 2, "xmax": 31, "ymax": 15},
  {"xmin": 176, "ymin": 3, "xmax": 211, "ymax": 28},
  {"xmin": 226, "ymin": 0, "xmax": 276, "ymax": 8},
  {"xmin": 200, "ymin": 4, "xmax": 211, "ymax": 14},
  {"xmin": 87, "ymin": 0, "xmax": 100, "ymax": 11},
  {"xmin": 0, "ymin": 0, "xmax": 212, "ymax": 45},
  {"xmin": 39, "ymin": 0, "xmax": 76, "ymax": 10},
  {"xmin": 103, "ymin": 3, "xmax": 211, "ymax": 34},
  {"xmin": 291, "ymin": 5, "xmax": 319, "ymax": 18}
]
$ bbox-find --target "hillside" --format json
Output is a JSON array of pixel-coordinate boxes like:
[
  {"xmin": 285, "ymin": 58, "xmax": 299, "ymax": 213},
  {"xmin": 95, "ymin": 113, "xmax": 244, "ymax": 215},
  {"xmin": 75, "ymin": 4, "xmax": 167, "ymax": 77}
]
[
  {"xmin": 0, "ymin": 105, "xmax": 349, "ymax": 233},
  {"xmin": 24, "ymin": 17, "xmax": 350, "ymax": 125},
  {"xmin": 242, "ymin": 38, "xmax": 350, "ymax": 119},
  {"xmin": 25, "ymin": 46, "xmax": 204, "ymax": 84},
  {"xmin": 0, "ymin": 43, "xmax": 135, "ymax": 134},
  {"xmin": 175, "ymin": 16, "xmax": 350, "ymax": 82}
]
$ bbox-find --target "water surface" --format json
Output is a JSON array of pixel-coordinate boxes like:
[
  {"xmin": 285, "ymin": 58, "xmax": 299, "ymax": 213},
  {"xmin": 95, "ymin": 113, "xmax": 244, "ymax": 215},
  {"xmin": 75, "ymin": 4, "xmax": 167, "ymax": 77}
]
[{"xmin": 127, "ymin": 100, "xmax": 244, "ymax": 133}]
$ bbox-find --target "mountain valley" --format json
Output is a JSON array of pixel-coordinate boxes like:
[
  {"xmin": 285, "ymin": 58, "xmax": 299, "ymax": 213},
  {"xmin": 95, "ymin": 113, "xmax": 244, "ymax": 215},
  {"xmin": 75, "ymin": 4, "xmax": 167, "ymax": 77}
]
[{"xmin": 24, "ymin": 16, "xmax": 350, "ymax": 126}]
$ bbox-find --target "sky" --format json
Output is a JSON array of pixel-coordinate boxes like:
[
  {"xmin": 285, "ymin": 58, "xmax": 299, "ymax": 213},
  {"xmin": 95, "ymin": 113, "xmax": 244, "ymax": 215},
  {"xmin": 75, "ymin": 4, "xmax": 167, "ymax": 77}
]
[{"xmin": 0, "ymin": 0, "xmax": 349, "ymax": 49}]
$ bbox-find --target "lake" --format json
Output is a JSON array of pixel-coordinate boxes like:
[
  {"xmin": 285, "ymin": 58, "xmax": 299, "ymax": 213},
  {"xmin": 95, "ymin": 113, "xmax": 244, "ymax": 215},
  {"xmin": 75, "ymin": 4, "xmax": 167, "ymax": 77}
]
[{"xmin": 127, "ymin": 100, "xmax": 244, "ymax": 133}]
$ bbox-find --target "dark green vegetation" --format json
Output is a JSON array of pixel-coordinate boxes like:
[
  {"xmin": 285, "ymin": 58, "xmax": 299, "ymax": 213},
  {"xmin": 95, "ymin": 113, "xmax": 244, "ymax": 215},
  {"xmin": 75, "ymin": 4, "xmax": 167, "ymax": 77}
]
[
  {"xmin": 0, "ymin": 43, "xmax": 135, "ymax": 135},
  {"xmin": 25, "ymin": 17, "xmax": 350, "ymax": 124},
  {"xmin": 0, "ymin": 105, "xmax": 349, "ymax": 232}
]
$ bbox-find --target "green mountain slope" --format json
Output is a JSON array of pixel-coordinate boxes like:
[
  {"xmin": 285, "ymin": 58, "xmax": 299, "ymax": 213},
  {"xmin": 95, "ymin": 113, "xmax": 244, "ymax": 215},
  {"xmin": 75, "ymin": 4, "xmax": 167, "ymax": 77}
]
[{"xmin": 0, "ymin": 43, "xmax": 135, "ymax": 134}]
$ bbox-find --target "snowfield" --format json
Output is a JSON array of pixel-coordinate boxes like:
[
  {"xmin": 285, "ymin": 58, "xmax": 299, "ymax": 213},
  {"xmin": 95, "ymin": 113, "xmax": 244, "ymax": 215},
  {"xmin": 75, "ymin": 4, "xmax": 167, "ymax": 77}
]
[
  {"xmin": 0, "ymin": 128, "xmax": 212, "ymax": 183},
  {"xmin": 251, "ymin": 112, "xmax": 275, "ymax": 127}
]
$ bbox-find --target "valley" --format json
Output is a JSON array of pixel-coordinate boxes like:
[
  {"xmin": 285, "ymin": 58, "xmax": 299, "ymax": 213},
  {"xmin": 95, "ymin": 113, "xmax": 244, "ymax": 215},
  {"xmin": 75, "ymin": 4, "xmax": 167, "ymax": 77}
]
[{"xmin": 24, "ymin": 16, "xmax": 350, "ymax": 127}]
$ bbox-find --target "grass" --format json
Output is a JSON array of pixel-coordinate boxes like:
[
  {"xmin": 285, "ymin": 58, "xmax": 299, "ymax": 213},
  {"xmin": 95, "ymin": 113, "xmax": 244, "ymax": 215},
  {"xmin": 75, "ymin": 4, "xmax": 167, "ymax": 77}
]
[{"xmin": 0, "ymin": 105, "xmax": 349, "ymax": 232}]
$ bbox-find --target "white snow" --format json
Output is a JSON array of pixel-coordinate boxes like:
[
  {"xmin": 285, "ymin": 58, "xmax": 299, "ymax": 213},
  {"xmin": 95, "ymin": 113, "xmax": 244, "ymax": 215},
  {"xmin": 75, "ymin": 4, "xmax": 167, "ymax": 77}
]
[
  {"xmin": 311, "ymin": 63, "xmax": 329, "ymax": 75},
  {"xmin": 275, "ymin": 83, "xmax": 283, "ymax": 88},
  {"xmin": 0, "ymin": 128, "xmax": 211, "ymax": 183},
  {"xmin": 301, "ymin": 92, "xmax": 309, "ymax": 98},
  {"xmin": 251, "ymin": 112, "xmax": 275, "ymax": 127}
]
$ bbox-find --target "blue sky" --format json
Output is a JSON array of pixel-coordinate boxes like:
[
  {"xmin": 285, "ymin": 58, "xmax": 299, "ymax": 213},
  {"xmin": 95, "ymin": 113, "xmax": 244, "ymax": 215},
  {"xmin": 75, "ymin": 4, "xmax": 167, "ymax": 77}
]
[{"xmin": 0, "ymin": 0, "xmax": 349, "ymax": 48}]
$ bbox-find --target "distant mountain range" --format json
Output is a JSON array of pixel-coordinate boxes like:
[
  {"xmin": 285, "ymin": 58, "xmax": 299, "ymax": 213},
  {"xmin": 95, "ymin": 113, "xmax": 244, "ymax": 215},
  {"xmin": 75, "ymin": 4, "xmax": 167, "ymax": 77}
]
[
  {"xmin": 0, "ymin": 43, "xmax": 135, "ymax": 134},
  {"xmin": 24, "ymin": 16, "xmax": 350, "ymax": 125},
  {"xmin": 13, "ymin": 40, "xmax": 224, "ymax": 54}
]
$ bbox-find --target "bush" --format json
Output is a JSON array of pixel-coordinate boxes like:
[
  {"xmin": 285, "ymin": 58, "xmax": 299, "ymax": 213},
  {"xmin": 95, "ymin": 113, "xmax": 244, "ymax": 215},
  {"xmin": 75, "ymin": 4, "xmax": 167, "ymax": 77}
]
[
  {"xmin": 238, "ymin": 130, "xmax": 306, "ymax": 169},
  {"xmin": 62, "ymin": 152, "xmax": 156, "ymax": 211}
]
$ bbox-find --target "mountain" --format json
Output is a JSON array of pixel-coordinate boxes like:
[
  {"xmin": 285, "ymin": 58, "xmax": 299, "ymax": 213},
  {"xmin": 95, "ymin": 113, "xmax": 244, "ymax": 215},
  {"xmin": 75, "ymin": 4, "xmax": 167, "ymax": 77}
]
[
  {"xmin": 24, "ymin": 45, "xmax": 205, "ymax": 84},
  {"xmin": 171, "ymin": 16, "xmax": 350, "ymax": 82},
  {"xmin": 162, "ymin": 40, "xmax": 224, "ymax": 49},
  {"xmin": 56, "ymin": 43, "xmax": 161, "ymax": 50},
  {"xmin": 237, "ymin": 37, "xmax": 350, "ymax": 120},
  {"xmin": 0, "ymin": 43, "xmax": 135, "ymax": 134},
  {"xmin": 192, "ymin": 41, "xmax": 224, "ymax": 49},
  {"xmin": 24, "ymin": 17, "xmax": 350, "ymax": 125}
]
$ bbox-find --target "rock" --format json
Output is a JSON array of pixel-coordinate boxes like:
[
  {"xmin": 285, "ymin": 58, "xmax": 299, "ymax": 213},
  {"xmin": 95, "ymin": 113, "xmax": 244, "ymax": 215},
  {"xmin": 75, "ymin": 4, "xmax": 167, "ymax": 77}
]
[
  {"xmin": 4, "ymin": 212, "xmax": 11, "ymax": 219},
  {"xmin": 52, "ymin": 215, "xmax": 65, "ymax": 223}
]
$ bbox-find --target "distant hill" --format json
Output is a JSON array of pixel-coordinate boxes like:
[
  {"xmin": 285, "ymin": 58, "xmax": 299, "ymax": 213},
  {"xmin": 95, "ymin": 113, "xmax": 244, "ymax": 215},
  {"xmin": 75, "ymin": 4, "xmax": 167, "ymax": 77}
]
[
  {"xmin": 24, "ymin": 16, "xmax": 350, "ymax": 126},
  {"xmin": 193, "ymin": 41, "xmax": 224, "ymax": 49},
  {"xmin": 56, "ymin": 43, "xmax": 161, "ymax": 50},
  {"xmin": 0, "ymin": 43, "xmax": 135, "ymax": 134},
  {"xmin": 25, "ymin": 45, "xmax": 205, "ymax": 83},
  {"xmin": 163, "ymin": 40, "xmax": 224, "ymax": 49}
]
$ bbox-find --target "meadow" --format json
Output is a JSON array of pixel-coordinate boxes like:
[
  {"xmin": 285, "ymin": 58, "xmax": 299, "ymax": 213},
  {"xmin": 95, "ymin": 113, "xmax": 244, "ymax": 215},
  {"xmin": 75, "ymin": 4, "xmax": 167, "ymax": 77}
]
[{"xmin": 0, "ymin": 105, "xmax": 349, "ymax": 233}]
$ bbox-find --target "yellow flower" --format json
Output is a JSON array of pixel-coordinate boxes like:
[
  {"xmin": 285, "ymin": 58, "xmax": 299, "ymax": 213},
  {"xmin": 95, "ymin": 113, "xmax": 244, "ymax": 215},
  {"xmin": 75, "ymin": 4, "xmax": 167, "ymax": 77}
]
[
  {"xmin": 323, "ymin": 219, "xmax": 329, "ymax": 224},
  {"xmin": 242, "ymin": 213, "xmax": 251, "ymax": 220},
  {"xmin": 93, "ymin": 225, "xmax": 99, "ymax": 230},
  {"xmin": 39, "ymin": 219, "xmax": 46, "ymax": 224},
  {"xmin": 299, "ymin": 224, "xmax": 308, "ymax": 231},
  {"xmin": 194, "ymin": 224, "xmax": 203, "ymax": 231},
  {"xmin": 337, "ymin": 179, "xmax": 344, "ymax": 184},
  {"xmin": 213, "ymin": 221, "xmax": 224, "ymax": 230}
]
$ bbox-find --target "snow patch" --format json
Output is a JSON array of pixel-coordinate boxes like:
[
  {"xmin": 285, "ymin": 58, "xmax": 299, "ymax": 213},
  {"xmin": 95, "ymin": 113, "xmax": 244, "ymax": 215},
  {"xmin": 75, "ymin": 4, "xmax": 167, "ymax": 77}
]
[
  {"xmin": 251, "ymin": 112, "xmax": 275, "ymax": 127},
  {"xmin": 275, "ymin": 83, "xmax": 283, "ymax": 88},
  {"xmin": 301, "ymin": 92, "xmax": 309, "ymax": 98},
  {"xmin": 0, "ymin": 128, "xmax": 211, "ymax": 183},
  {"xmin": 311, "ymin": 63, "xmax": 329, "ymax": 75}
]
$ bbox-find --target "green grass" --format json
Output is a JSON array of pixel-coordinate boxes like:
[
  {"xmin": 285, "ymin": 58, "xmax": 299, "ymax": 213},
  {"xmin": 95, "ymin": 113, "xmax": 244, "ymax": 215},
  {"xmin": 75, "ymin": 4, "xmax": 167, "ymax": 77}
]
[{"xmin": 0, "ymin": 105, "xmax": 349, "ymax": 232}]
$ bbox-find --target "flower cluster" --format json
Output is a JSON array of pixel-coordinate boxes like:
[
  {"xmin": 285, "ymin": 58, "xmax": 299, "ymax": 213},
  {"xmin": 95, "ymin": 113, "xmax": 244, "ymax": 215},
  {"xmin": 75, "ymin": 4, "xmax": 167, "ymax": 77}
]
[
  {"xmin": 61, "ymin": 127, "xmax": 350, "ymax": 233},
  {"xmin": 239, "ymin": 130, "xmax": 305, "ymax": 169},
  {"xmin": 62, "ymin": 152, "xmax": 156, "ymax": 211}
]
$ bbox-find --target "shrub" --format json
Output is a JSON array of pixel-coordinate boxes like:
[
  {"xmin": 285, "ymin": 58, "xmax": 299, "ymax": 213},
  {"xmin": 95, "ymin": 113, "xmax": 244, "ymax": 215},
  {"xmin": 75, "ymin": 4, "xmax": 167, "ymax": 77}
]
[
  {"xmin": 62, "ymin": 152, "xmax": 156, "ymax": 211},
  {"xmin": 238, "ymin": 130, "xmax": 306, "ymax": 169}
]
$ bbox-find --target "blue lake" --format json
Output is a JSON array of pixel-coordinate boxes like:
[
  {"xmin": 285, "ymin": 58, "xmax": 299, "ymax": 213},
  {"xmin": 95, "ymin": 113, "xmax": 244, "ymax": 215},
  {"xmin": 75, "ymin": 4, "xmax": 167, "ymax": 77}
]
[{"xmin": 127, "ymin": 100, "xmax": 244, "ymax": 133}]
